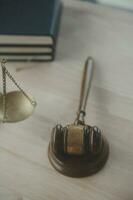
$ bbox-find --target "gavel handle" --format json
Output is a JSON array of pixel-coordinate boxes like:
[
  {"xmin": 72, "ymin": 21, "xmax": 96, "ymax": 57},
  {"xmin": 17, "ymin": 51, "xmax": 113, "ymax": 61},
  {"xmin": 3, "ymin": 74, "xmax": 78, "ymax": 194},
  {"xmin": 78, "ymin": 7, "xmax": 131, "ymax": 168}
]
[{"xmin": 75, "ymin": 57, "xmax": 94, "ymax": 125}]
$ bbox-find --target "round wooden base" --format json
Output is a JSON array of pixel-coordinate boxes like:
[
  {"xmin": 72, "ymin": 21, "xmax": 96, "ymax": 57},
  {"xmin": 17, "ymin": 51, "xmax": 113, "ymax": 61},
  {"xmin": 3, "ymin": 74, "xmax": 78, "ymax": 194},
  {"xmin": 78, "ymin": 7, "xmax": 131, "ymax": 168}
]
[{"xmin": 48, "ymin": 137, "xmax": 109, "ymax": 178}]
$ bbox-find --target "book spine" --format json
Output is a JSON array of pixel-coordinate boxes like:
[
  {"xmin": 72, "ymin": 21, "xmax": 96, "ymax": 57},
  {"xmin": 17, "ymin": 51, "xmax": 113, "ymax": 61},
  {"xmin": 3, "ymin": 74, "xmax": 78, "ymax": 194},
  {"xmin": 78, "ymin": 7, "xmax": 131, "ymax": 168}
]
[
  {"xmin": 52, "ymin": 2, "xmax": 62, "ymax": 60},
  {"xmin": 50, "ymin": 0, "xmax": 61, "ymax": 42},
  {"xmin": 50, "ymin": 0, "xmax": 60, "ymax": 35},
  {"xmin": 0, "ymin": 52, "xmax": 54, "ymax": 62},
  {"xmin": 6, "ymin": 59, "xmax": 53, "ymax": 62},
  {"xmin": 0, "ymin": 44, "xmax": 53, "ymax": 48},
  {"xmin": 0, "ymin": 52, "xmax": 52, "ymax": 56}
]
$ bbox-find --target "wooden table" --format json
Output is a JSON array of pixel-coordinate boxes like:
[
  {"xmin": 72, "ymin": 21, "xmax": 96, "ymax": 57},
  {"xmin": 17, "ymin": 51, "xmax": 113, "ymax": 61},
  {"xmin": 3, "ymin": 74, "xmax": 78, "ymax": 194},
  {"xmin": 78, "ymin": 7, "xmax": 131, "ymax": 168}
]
[{"xmin": 0, "ymin": 0, "xmax": 133, "ymax": 199}]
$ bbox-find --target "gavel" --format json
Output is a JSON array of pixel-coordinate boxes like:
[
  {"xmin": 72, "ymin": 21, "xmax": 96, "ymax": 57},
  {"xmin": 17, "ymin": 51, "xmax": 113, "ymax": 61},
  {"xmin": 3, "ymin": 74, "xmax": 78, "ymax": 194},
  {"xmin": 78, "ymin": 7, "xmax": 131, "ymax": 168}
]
[{"xmin": 48, "ymin": 57, "xmax": 109, "ymax": 177}]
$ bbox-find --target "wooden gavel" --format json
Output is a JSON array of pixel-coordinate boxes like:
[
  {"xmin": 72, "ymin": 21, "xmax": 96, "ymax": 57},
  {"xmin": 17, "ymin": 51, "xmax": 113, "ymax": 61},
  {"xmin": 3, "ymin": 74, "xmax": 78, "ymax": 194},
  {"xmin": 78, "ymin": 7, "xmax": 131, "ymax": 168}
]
[{"xmin": 48, "ymin": 57, "xmax": 109, "ymax": 177}]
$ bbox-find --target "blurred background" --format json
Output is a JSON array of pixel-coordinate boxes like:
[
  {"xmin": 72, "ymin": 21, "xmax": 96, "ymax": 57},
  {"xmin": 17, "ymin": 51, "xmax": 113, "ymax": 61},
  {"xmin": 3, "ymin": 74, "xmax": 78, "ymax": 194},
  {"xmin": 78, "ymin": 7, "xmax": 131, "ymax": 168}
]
[{"xmin": 80, "ymin": 0, "xmax": 133, "ymax": 11}]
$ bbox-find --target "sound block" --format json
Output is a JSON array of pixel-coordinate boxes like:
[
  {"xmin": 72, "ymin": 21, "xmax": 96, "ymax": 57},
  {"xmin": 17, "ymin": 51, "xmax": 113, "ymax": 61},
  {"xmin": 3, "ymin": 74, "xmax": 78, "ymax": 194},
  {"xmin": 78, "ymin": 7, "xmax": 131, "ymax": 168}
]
[{"xmin": 48, "ymin": 137, "xmax": 109, "ymax": 178}]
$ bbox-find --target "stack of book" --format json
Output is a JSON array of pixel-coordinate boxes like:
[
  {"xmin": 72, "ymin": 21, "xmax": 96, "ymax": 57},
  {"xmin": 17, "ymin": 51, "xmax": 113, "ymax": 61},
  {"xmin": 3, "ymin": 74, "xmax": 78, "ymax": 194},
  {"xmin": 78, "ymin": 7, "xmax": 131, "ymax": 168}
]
[{"xmin": 0, "ymin": 0, "xmax": 62, "ymax": 61}]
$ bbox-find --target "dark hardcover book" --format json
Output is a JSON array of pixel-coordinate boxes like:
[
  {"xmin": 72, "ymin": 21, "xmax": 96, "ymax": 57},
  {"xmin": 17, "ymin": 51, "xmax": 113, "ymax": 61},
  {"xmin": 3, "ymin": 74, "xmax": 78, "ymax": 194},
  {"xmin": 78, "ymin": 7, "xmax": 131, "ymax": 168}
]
[
  {"xmin": 0, "ymin": 45, "xmax": 53, "ymax": 54},
  {"xmin": 0, "ymin": 0, "xmax": 62, "ymax": 61},
  {"xmin": 0, "ymin": 54, "xmax": 53, "ymax": 62}
]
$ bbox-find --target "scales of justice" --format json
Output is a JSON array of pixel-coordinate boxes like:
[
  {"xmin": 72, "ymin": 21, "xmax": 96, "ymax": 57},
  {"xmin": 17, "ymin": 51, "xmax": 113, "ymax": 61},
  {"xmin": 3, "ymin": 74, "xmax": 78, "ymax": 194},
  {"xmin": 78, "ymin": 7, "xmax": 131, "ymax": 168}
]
[{"xmin": 0, "ymin": 59, "xmax": 36, "ymax": 123}]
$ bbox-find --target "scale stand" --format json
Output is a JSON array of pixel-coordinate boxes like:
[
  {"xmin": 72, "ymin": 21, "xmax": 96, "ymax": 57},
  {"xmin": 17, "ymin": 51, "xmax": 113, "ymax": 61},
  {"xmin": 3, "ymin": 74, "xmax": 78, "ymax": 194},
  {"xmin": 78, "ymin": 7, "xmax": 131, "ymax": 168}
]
[{"xmin": 0, "ymin": 59, "xmax": 37, "ymax": 123}]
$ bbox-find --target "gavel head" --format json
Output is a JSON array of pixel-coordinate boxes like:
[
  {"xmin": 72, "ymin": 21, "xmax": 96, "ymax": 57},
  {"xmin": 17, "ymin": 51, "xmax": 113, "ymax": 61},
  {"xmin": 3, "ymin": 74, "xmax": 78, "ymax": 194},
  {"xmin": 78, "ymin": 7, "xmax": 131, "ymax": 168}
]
[{"xmin": 50, "ymin": 123, "xmax": 103, "ymax": 156}]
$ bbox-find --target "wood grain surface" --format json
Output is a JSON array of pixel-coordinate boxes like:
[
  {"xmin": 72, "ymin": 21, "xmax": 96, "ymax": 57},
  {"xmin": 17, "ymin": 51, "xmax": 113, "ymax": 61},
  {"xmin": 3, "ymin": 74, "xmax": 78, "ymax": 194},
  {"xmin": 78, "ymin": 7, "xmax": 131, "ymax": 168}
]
[{"xmin": 0, "ymin": 0, "xmax": 133, "ymax": 199}]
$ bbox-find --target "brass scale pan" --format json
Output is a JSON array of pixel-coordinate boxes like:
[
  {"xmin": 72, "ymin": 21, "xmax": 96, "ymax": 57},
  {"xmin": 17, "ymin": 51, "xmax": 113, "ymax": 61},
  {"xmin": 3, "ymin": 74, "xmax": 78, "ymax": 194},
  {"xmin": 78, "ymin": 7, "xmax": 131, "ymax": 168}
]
[{"xmin": 0, "ymin": 59, "xmax": 36, "ymax": 123}]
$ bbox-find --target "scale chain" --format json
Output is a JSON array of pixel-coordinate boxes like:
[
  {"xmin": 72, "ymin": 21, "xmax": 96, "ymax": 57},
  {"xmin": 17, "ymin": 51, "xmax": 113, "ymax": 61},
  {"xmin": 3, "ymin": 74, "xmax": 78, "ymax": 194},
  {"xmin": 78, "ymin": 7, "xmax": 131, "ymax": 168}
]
[
  {"xmin": 2, "ymin": 65, "xmax": 7, "ymax": 122},
  {"xmin": 1, "ymin": 59, "xmax": 36, "ymax": 119},
  {"xmin": 5, "ymin": 68, "xmax": 36, "ymax": 106}
]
